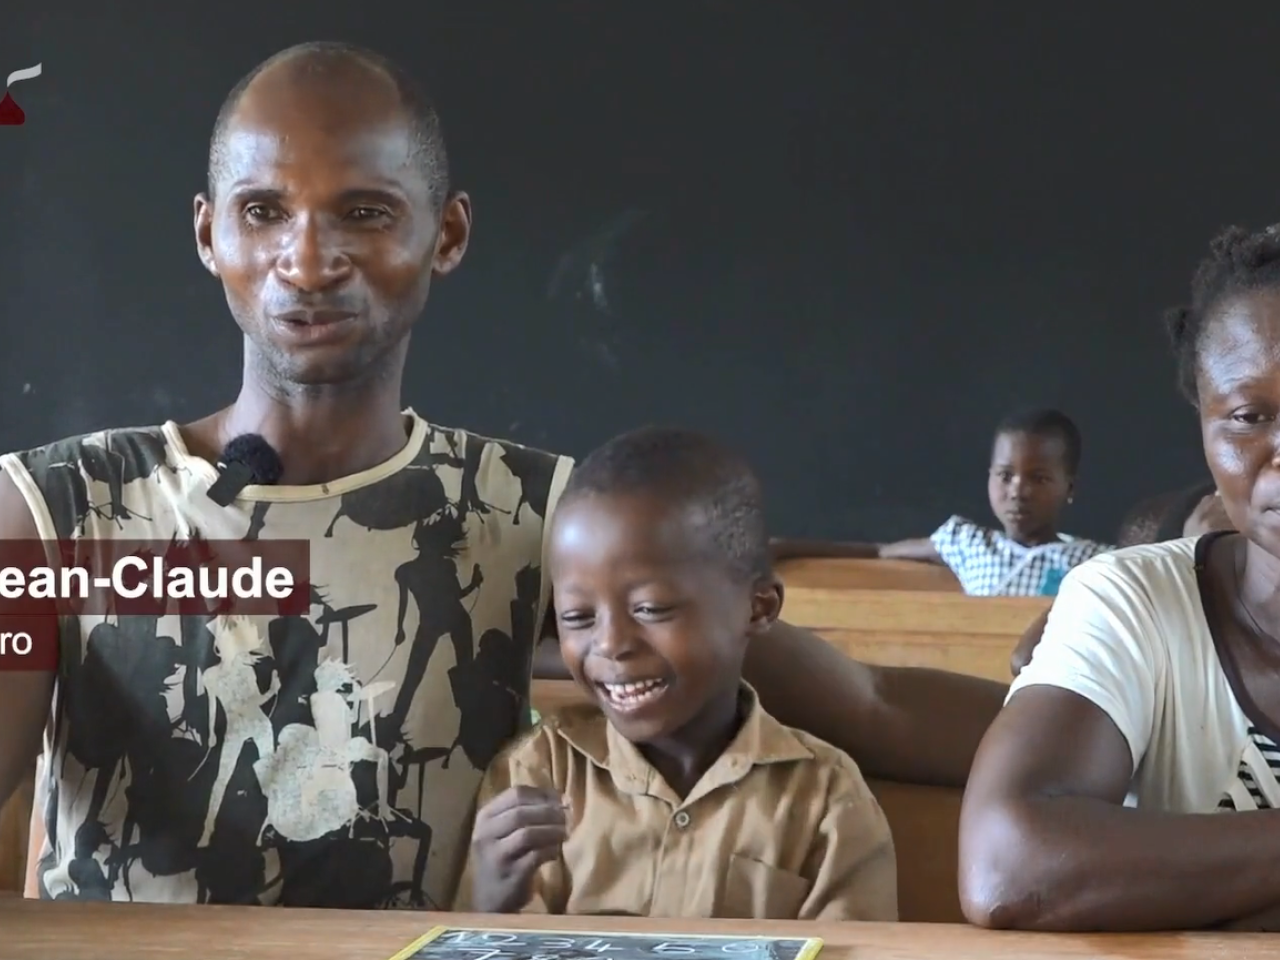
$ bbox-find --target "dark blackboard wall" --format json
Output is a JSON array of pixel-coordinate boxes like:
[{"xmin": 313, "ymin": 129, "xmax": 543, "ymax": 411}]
[{"xmin": 1, "ymin": 3, "xmax": 1273, "ymax": 542}]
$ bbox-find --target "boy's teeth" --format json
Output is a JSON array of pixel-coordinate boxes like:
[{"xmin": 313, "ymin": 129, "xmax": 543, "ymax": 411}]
[
  {"xmin": 606, "ymin": 679, "xmax": 662, "ymax": 693},
  {"xmin": 602, "ymin": 678, "xmax": 667, "ymax": 702}
]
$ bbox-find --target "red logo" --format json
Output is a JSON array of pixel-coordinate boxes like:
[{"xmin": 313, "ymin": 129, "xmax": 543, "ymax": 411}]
[{"xmin": 0, "ymin": 63, "xmax": 42, "ymax": 126}]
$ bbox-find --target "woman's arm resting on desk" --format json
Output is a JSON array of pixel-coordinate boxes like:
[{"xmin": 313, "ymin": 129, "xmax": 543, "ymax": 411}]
[
  {"xmin": 960, "ymin": 685, "xmax": 1280, "ymax": 931},
  {"xmin": 962, "ymin": 557, "xmax": 1280, "ymax": 932}
]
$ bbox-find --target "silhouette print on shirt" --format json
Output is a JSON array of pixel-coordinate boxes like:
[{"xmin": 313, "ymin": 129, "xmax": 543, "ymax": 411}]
[{"xmin": 9, "ymin": 414, "xmax": 570, "ymax": 909}]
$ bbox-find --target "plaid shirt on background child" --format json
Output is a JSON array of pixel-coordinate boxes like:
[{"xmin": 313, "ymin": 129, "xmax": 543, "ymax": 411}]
[{"xmin": 929, "ymin": 515, "xmax": 1114, "ymax": 596}]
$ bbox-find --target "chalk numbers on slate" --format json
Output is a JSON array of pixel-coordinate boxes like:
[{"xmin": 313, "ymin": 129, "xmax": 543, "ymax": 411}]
[{"xmin": 407, "ymin": 929, "xmax": 820, "ymax": 960}]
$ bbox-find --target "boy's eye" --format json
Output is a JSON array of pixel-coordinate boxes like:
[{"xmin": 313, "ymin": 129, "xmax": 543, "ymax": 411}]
[{"xmin": 634, "ymin": 604, "xmax": 673, "ymax": 617}]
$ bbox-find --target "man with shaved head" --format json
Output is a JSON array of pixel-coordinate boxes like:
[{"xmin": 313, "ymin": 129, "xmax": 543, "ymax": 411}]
[{"xmin": 0, "ymin": 41, "xmax": 1004, "ymax": 908}]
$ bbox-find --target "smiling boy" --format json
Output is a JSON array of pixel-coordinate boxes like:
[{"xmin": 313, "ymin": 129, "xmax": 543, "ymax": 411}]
[{"xmin": 454, "ymin": 426, "xmax": 897, "ymax": 920}]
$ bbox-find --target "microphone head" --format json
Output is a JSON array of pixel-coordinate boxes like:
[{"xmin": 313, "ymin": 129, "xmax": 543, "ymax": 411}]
[{"xmin": 221, "ymin": 434, "xmax": 283, "ymax": 486}]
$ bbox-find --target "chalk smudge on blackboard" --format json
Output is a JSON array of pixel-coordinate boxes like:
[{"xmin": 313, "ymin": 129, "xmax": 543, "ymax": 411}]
[
  {"xmin": 547, "ymin": 208, "xmax": 649, "ymax": 315},
  {"xmin": 581, "ymin": 338, "xmax": 619, "ymax": 370}
]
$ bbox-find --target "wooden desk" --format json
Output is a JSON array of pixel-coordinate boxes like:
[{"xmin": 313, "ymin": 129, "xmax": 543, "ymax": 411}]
[{"xmin": 0, "ymin": 899, "xmax": 1270, "ymax": 960}]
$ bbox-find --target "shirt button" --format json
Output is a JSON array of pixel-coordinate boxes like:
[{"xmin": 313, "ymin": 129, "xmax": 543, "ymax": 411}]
[{"xmin": 673, "ymin": 811, "xmax": 691, "ymax": 828}]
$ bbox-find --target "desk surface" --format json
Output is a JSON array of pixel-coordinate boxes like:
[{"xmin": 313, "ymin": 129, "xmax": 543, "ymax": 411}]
[{"xmin": 0, "ymin": 900, "xmax": 1273, "ymax": 960}]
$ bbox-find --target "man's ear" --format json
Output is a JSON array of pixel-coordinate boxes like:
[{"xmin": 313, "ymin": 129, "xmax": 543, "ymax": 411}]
[
  {"xmin": 194, "ymin": 193, "xmax": 219, "ymax": 277},
  {"xmin": 432, "ymin": 190, "xmax": 472, "ymax": 277},
  {"xmin": 748, "ymin": 575, "xmax": 784, "ymax": 635}
]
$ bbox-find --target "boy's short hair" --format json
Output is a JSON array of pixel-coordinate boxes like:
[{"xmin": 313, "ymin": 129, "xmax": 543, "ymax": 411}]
[
  {"xmin": 562, "ymin": 426, "xmax": 770, "ymax": 583},
  {"xmin": 994, "ymin": 408, "xmax": 1083, "ymax": 476}
]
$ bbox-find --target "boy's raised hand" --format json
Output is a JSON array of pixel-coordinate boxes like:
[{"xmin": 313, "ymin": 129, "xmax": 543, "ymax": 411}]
[{"xmin": 469, "ymin": 786, "xmax": 571, "ymax": 912}]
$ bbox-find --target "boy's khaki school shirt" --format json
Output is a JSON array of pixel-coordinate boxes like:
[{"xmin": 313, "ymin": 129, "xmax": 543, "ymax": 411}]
[{"xmin": 454, "ymin": 685, "xmax": 898, "ymax": 920}]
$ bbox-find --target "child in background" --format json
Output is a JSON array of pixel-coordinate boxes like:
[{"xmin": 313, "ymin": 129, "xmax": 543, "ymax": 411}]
[
  {"xmin": 455, "ymin": 426, "xmax": 897, "ymax": 920},
  {"xmin": 772, "ymin": 408, "xmax": 1113, "ymax": 596}
]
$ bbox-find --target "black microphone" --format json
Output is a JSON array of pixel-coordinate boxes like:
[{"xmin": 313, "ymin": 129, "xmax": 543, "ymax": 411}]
[{"xmin": 206, "ymin": 434, "xmax": 284, "ymax": 506}]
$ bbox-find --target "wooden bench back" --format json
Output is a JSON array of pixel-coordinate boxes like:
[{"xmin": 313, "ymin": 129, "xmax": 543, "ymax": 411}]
[
  {"xmin": 866, "ymin": 779, "xmax": 964, "ymax": 923},
  {"xmin": 784, "ymin": 587, "xmax": 1047, "ymax": 683},
  {"xmin": 776, "ymin": 557, "xmax": 962, "ymax": 592},
  {"xmin": 0, "ymin": 775, "xmax": 31, "ymax": 895}
]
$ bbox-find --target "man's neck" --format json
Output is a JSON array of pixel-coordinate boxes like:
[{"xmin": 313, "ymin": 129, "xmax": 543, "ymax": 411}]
[{"xmin": 183, "ymin": 379, "xmax": 413, "ymax": 487}]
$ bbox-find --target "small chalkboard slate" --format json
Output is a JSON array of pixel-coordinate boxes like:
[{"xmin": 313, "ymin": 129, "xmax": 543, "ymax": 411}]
[{"xmin": 387, "ymin": 927, "xmax": 824, "ymax": 960}]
